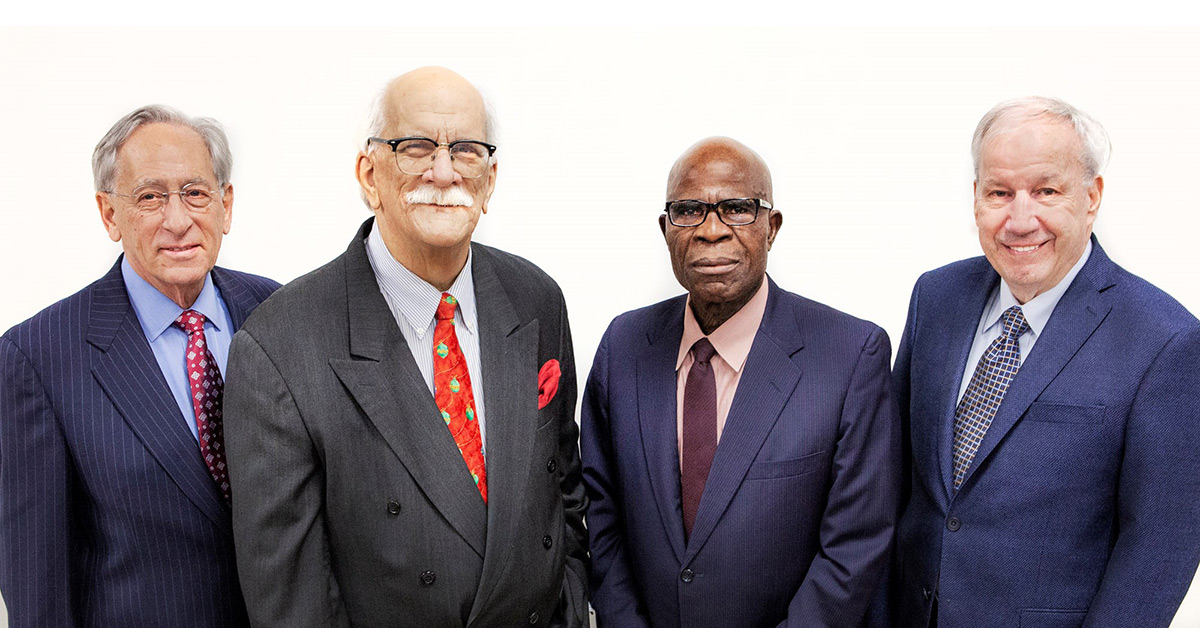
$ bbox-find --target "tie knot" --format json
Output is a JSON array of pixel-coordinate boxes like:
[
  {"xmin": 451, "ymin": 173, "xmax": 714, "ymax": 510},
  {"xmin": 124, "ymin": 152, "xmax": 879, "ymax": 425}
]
[
  {"xmin": 691, "ymin": 338, "xmax": 717, "ymax": 364},
  {"xmin": 1000, "ymin": 305, "xmax": 1030, "ymax": 340},
  {"xmin": 173, "ymin": 309, "xmax": 207, "ymax": 334},
  {"xmin": 436, "ymin": 293, "xmax": 458, "ymax": 321}
]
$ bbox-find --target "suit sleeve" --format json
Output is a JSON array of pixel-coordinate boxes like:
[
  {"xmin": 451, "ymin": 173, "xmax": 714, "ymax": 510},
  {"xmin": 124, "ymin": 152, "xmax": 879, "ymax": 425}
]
[
  {"xmin": 782, "ymin": 326, "xmax": 901, "ymax": 628},
  {"xmin": 580, "ymin": 325, "xmax": 653, "ymax": 628},
  {"xmin": 0, "ymin": 336, "xmax": 77, "ymax": 628},
  {"xmin": 550, "ymin": 296, "xmax": 590, "ymax": 628},
  {"xmin": 224, "ymin": 330, "xmax": 350, "ymax": 628},
  {"xmin": 1083, "ymin": 325, "xmax": 1200, "ymax": 627}
]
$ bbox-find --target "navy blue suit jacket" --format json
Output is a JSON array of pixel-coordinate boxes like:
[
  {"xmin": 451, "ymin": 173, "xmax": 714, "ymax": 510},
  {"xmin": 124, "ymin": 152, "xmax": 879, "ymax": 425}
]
[
  {"xmin": 0, "ymin": 259, "xmax": 279, "ymax": 628},
  {"xmin": 893, "ymin": 237, "xmax": 1200, "ymax": 628},
  {"xmin": 582, "ymin": 278, "xmax": 900, "ymax": 628}
]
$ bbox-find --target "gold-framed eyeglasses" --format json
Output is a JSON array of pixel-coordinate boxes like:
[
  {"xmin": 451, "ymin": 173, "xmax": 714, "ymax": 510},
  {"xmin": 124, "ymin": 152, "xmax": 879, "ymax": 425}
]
[
  {"xmin": 664, "ymin": 198, "xmax": 772, "ymax": 227},
  {"xmin": 367, "ymin": 136, "xmax": 497, "ymax": 179},
  {"xmin": 106, "ymin": 183, "xmax": 221, "ymax": 213}
]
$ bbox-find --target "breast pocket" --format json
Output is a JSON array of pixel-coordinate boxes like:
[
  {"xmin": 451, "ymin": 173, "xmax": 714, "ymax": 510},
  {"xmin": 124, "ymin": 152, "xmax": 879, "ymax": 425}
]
[
  {"xmin": 1024, "ymin": 401, "xmax": 1105, "ymax": 424},
  {"xmin": 745, "ymin": 450, "xmax": 828, "ymax": 480}
]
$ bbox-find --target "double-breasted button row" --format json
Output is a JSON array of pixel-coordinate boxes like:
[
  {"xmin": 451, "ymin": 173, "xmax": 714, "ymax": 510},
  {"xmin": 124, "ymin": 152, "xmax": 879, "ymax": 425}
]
[
  {"xmin": 386, "ymin": 500, "xmax": 401, "ymax": 515},
  {"xmin": 542, "ymin": 535, "xmax": 553, "ymax": 549},
  {"xmin": 546, "ymin": 458, "xmax": 557, "ymax": 473},
  {"xmin": 529, "ymin": 611, "xmax": 540, "ymax": 624},
  {"xmin": 419, "ymin": 570, "xmax": 436, "ymax": 586}
]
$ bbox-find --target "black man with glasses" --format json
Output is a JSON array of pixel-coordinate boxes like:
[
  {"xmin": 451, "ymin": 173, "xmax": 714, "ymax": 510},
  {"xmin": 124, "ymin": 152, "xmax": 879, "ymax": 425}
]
[
  {"xmin": 223, "ymin": 67, "xmax": 588, "ymax": 628},
  {"xmin": 581, "ymin": 136, "xmax": 899, "ymax": 628},
  {"xmin": 0, "ymin": 105, "xmax": 279, "ymax": 628}
]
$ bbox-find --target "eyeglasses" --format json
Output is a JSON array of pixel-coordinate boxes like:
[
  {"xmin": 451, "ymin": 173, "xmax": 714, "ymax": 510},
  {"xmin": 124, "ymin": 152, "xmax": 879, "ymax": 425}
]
[
  {"xmin": 367, "ymin": 136, "xmax": 497, "ymax": 179},
  {"xmin": 664, "ymin": 198, "xmax": 772, "ymax": 227},
  {"xmin": 106, "ymin": 183, "xmax": 221, "ymax": 213}
]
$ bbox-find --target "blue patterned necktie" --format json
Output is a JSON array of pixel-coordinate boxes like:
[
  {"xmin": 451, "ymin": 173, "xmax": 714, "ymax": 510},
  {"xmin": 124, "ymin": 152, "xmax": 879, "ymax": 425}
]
[{"xmin": 952, "ymin": 305, "xmax": 1030, "ymax": 489}]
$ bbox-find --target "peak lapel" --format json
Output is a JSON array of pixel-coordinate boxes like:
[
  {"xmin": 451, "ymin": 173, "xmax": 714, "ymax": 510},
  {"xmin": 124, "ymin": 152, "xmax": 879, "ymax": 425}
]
[
  {"xmin": 327, "ymin": 234, "xmax": 487, "ymax": 557},
  {"xmin": 684, "ymin": 281, "xmax": 803, "ymax": 560},
  {"xmin": 468, "ymin": 248, "xmax": 540, "ymax": 621},
  {"xmin": 957, "ymin": 245, "xmax": 1113, "ymax": 492},
  {"xmin": 636, "ymin": 299, "xmax": 688, "ymax": 563},
  {"xmin": 87, "ymin": 262, "xmax": 232, "ymax": 536}
]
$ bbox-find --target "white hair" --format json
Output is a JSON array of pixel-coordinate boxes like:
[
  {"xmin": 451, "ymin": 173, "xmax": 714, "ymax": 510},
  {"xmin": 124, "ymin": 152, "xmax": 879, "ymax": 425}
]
[{"xmin": 971, "ymin": 96, "xmax": 1112, "ymax": 181}]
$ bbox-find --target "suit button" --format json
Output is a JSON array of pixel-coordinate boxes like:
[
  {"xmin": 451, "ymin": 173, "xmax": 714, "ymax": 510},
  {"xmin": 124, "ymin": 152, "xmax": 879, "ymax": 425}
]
[
  {"xmin": 542, "ymin": 535, "xmax": 553, "ymax": 549},
  {"xmin": 680, "ymin": 568, "xmax": 694, "ymax": 583},
  {"xmin": 419, "ymin": 570, "xmax": 436, "ymax": 586},
  {"xmin": 946, "ymin": 517, "xmax": 961, "ymax": 532},
  {"xmin": 546, "ymin": 458, "xmax": 557, "ymax": 473},
  {"xmin": 529, "ymin": 611, "xmax": 540, "ymax": 624},
  {"xmin": 387, "ymin": 500, "xmax": 401, "ymax": 515},
  {"xmin": 923, "ymin": 587, "xmax": 932, "ymax": 601}
]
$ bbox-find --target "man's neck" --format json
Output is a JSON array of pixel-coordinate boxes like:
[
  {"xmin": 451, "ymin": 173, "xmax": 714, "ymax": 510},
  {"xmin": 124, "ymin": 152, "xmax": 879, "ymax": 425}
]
[
  {"xmin": 386, "ymin": 241, "xmax": 470, "ymax": 292},
  {"xmin": 688, "ymin": 278, "xmax": 764, "ymax": 336}
]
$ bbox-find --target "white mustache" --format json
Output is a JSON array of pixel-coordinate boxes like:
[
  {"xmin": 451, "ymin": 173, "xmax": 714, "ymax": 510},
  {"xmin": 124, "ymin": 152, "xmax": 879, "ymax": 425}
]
[{"xmin": 405, "ymin": 185, "xmax": 474, "ymax": 207}]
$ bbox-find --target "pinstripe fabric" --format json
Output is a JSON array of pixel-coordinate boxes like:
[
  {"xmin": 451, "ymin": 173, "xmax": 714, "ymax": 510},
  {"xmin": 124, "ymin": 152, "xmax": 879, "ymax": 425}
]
[{"xmin": 0, "ymin": 258, "xmax": 278, "ymax": 628}]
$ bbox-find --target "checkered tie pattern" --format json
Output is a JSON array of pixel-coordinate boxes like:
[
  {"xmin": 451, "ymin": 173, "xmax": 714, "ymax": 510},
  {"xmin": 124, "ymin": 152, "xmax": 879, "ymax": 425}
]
[
  {"xmin": 172, "ymin": 310, "xmax": 230, "ymax": 504},
  {"xmin": 433, "ymin": 293, "xmax": 487, "ymax": 503},
  {"xmin": 951, "ymin": 305, "xmax": 1030, "ymax": 489}
]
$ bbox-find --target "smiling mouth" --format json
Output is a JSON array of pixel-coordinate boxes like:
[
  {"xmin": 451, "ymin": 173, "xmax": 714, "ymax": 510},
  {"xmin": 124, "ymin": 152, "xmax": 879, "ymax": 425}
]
[
  {"xmin": 1006, "ymin": 242, "xmax": 1044, "ymax": 253},
  {"xmin": 161, "ymin": 245, "xmax": 199, "ymax": 253}
]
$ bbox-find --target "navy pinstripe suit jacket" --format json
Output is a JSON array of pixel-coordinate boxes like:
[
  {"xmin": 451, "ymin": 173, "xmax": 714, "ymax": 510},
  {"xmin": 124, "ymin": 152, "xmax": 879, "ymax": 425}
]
[{"xmin": 0, "ymin": 258, "xmax": 278, "ymax": 628}]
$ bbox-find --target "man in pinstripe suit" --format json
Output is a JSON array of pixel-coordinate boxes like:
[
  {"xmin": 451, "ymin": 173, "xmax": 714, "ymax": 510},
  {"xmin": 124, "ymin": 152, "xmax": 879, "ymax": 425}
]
[{"xmin": 0, "ymin": 105, "xmax": 279, "ymax": 628}]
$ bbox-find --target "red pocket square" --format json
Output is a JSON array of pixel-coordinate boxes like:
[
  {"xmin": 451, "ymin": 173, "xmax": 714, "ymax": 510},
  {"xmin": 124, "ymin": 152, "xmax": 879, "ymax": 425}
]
[{"xmin": 538, "ymin": 359, "xmax": 561, "ymax": 410}]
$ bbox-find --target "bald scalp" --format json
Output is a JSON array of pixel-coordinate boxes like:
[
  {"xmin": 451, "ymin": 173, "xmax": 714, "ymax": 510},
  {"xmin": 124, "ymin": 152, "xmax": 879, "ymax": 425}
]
[
  {"xmin": 371, "ymin": 66, "xmax": 493, "ymax": 142},
  {"xmin": 666, "ymin": 137, "xmax": 773, "ymax": 202}
]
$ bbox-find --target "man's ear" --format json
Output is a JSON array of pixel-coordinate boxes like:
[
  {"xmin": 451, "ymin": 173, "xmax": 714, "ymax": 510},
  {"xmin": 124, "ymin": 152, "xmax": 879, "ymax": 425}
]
[
  {"xmin": 97, "ymin": 192, "xmax": 122, "ymax": 242},
  {"xmin": 356, "ymin": 151, "xmax": 382, "ymax": 210}
]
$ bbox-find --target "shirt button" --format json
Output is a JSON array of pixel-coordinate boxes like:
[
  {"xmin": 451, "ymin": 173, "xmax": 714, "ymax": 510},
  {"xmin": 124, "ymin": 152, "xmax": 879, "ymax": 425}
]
[
  {"xmin": 680, "ymin": 568, "xmax": 694, "ymax": 583},
  {"xmin": 387, "ymin": 500, "xmax": 401, "ymax": 515},
  {"xmin": 542, "ymin": 535, "xmax": 553, "ymax": 549},
  {"xmin": 546, "ymin": 458, "xmax": 557, "ymax": 473},
  {"xmin": 946, "ymin": 517, "xmax": 961, "ymax": 532},
  {"xmin": 529, "ymin": 611, "xmax": 540, "ymax": 624},
  {"xmin": 420, "ymin": 570, "xmax": 436, "ymax": 586}
]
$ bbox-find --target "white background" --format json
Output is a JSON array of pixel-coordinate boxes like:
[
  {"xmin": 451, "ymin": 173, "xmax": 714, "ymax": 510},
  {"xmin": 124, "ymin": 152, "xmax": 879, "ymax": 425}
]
[{"xmin": 2, "ymin": 12, "xmax": 1199, "ymax": 627}]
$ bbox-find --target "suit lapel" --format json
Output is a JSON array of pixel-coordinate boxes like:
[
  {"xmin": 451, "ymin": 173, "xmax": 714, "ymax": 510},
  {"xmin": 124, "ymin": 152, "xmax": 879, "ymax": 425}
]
[
  {"xmin": 934, "ymin": 267, "xmax": 998, "ymax": 500},
  {"xmin": 684, "ymin": 280, "xmax": 803, "ymax": 560},
  {"xmin": 327, "ymin": 233, "xmax": 487, "ymax": 557},
  {"xmin": 87, "ymin": 261, "xmax": 232, "ymax": 536},
  {"xmin": 957, "ymin": 243, "xmax": 1114, "ymax": 491},
  {"xmin": 467, "ymin": 247, "xmax": 540, "ymax": 623},
  {"xmin": 637, "ymin": 298, "xmax": 688, "ymax": 563}
]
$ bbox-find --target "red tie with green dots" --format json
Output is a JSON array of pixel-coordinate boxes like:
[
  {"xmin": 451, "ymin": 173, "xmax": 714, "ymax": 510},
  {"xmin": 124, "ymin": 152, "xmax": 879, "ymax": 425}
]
[{"xmin": 433, "ymin": 292, "xmax": 487, "ymax": 502}]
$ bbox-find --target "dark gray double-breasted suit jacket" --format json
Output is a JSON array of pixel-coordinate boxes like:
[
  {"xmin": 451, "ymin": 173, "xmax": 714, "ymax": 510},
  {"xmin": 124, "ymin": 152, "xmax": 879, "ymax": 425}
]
[{"xmin": 224, "ymin": 219, "xmax": 588, "ymax": 628}]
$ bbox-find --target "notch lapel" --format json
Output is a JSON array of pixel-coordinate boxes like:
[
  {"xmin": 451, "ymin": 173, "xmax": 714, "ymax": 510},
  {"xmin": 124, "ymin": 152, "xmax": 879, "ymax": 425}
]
[
  {"xmin": 327, "ymin": 237, "xmax": 487, "ymax": 557},
  {"xmin": 933, "ymin": 267, "xmax": 998, "ymax": 500},
  {"xmin": 87, "ymin": 264, "xmax": 232, "ymax": 536},
  {"xmin": 467, "ymin": 248, "xmax": 539, "ymax": 623},
  {"xmin": 957, "ymin": 246, "xmax": 1114, "ymax": 492},
  {"xmin": 683, "ymin": 281, "xmax": 803, "ymax": 560},
  {"xmin": 636, "ymin": 299, "xmax": 688, "ymax": 563}
]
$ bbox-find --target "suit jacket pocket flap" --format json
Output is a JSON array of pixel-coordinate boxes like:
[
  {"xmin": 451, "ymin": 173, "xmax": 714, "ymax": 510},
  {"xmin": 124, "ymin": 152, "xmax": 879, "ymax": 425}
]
[
  {"xmin": 745, "ymin": 450, "xmax": 828, "ymax": 480},
  {"xmin": 1025, "ymin": 401, "xmax": 1105, "ymax": 424},
  {"xmin": 1019, "ymin": 608, "xmax": 1087, "ymax": 628}
]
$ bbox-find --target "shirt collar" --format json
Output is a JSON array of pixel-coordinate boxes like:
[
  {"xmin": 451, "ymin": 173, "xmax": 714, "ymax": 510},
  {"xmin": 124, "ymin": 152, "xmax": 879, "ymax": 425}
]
[
  {"xmin": 121, "ymin": 256, "xmax": 226, "ymax": 341},
  {"xmin": 365, "ymin": 219, "xmax": 477, "ymax": 338},
  {"xmin": 981, "ymin": 238, "xmax": 1093, "ymax": 338},
  {"xmin": 677, "ymin": 277, "xmax": 770, "ymax": 372}
]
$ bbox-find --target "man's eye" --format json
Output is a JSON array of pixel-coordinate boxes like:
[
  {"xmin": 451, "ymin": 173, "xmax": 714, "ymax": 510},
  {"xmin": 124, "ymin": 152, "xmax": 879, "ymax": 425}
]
[
  {"xmin": 673, "ymin": 203, "xmax": 705, "ymax": 216},
  {"xmin": 1037, "ymin": 188, "xmax": 1059, "ymax": 196},
  {"xmin": 988, "ymin": 190, "xmax": 1009, "ymax": 198},
  {"xmin": 139, "ymin": 192, "xmax": 163, "ymax": 202}
]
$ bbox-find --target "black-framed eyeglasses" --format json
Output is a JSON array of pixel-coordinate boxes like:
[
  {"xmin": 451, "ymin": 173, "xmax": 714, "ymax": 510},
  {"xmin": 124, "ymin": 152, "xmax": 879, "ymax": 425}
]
[
  {"xmin": 664, "ymin": 198, "xmax": 772, "ymax": 227},
  {"xmin": 105, "ymin": 183, "xmax": 222, "ymax": 213},
  {"xmin": 367, "ymin": 136, "xmax": 497, "ymax": 179}
]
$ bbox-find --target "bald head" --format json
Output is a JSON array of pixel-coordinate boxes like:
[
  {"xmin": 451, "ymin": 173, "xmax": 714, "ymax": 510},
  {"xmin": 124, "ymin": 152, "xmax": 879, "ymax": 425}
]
[
  {"xmin": 367, "ymin": 66, "xmax": 494, "ymax": 143},
  {"xmin": 666, "ymin": 137, "xmax": 772, "ymax": 203}
]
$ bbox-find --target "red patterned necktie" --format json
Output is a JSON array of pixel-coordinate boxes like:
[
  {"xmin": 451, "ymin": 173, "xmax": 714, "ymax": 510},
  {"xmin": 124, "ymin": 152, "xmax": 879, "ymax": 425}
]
[
  {"xmin": 172, "ymin": 310, "xmax": 231, "ymax": 504},
  {"xmin": 433, "ymin": 293, "xmax": 487, "ymax": 502}
]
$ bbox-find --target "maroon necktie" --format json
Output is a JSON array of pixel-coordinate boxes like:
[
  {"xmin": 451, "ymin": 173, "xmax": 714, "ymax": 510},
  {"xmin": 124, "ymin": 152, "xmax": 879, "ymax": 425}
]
[
  {"xmin": 173, "ymin": 310, "xmax": 230, "ymax": 504},
  {"xmin": 681, "ymin": 338, "xmax": 717, "ymax": 540}
]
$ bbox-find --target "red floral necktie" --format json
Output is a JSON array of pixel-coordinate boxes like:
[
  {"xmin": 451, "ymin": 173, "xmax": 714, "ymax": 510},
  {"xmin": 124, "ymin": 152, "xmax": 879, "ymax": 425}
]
[
  {"xmin": 433, "ymin": 293, "xmax": 487, "ymax": 502},
  {"xmin": 172, "ymin": 309, "xmax": 230, "ymax": 504}
]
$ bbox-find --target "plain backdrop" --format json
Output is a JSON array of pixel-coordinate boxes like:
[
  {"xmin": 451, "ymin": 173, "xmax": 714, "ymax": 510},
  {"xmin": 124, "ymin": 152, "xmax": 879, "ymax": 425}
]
[{"xmin": 1, "ymin": 23, "xmax": 1198, "ymax": 627}]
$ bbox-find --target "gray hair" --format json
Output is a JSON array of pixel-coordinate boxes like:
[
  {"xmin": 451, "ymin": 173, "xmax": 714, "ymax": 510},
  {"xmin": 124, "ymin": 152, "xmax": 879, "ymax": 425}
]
[
  {"xmin": 971, "ymin": 96, "xmax": 1112, "ymax": 182},
  {"xmin": 363, "ymin": 84, "xmax": 500, "ymax": 147},
  {"xmin": 92, "ymin": 104, "xmax": 233, "ymax": 192}
]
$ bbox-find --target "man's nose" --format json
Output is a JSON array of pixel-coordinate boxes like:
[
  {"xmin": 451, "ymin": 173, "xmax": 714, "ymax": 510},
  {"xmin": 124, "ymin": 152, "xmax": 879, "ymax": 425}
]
[
  {"xmin": 694, "ymin": 208, "xmax": 733, "ymax": 241},
  {"xmin": 1005, "ymin": 192, "xmax": 1040, "ymax": 233},
  {"xmin": 160, "ymin": 193, "xmax": 193, "ymax": 233},
  {"xmin": 424, "ymin": 148, "xmax": 462, "ymax": 187}
]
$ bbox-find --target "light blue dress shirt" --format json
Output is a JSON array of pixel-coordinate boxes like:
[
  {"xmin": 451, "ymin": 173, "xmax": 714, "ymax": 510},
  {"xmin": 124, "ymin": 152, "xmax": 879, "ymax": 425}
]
[{"xmin": 121, "ymin": 258, "xmax": 234, "ymax": 441}]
